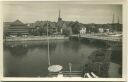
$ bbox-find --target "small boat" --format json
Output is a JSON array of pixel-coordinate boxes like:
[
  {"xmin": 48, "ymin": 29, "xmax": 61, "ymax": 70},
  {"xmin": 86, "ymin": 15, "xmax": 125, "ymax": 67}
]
[
  {"xmin": 83, "ymin": 72, "xmax": 99, "ymax": 78},
  {"xmin": 86, "ymin": 73, "xmax": 93, "ymax": 78},
  {"xmin": 91, "ymin": 72, "xmax": 99, "ymax": 78},
  {"xmin": 46, "ymin": 21, "xmax": 63, "ymax": 75}
]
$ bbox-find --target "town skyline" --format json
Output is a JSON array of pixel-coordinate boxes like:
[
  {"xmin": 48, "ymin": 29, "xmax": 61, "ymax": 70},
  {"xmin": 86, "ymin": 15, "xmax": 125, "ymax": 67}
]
[{"xmin": 3, "ymin": 1, "xmax": 122, "ymax": 24}]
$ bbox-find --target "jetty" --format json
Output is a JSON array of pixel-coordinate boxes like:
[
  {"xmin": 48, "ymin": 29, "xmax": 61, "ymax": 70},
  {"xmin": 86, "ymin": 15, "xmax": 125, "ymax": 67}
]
[
  {"xmin": 70, "ymin": 33, "xmax": 122, "ymax": 42},
  {"xmin": 4, "ymin": 36, "xmax": 69, "ymax": 41}
]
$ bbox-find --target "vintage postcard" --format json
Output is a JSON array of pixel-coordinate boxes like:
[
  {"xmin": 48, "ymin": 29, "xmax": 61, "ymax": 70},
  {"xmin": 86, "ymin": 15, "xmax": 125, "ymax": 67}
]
[
  {"xmin": 0, "ymin": 0, "xmax": 127, "ymax": 81},
  {"xmin": 2, "ymin": 81, "xmax": 125, "ymax": 82}
]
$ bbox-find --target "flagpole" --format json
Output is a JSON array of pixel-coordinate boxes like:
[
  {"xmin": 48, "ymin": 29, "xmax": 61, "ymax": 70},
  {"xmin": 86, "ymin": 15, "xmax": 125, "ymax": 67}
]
[{"xmin": 47, "ymin": 21, "xmax": 51, "ymax": 66}]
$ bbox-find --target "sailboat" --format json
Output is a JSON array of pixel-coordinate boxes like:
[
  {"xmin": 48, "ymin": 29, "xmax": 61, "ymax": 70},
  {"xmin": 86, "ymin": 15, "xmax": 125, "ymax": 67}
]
[
  {"xmin": 46, "ymin": 21, "xmax": 63, "ymax": 73},
  {"xmin": 46, "ymin": 21, "xmax": 99, "ymax": 78}
]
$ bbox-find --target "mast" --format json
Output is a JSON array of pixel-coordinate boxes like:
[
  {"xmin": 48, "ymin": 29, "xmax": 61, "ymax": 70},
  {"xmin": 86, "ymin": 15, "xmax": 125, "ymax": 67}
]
[
  {"xmin": 47, "ymin": 21, "xmax": 51, "ymax": 66},
  {"xmin": 59, "ymin": 9, "xmax": 61, "ymax": 18},
  {"xmin": 112, "ymin": 13, "xmax": 115, "ymax": 24},
  {"xmin": 117, "ymin": 16, "xmax": 120, "ymax": 24}
]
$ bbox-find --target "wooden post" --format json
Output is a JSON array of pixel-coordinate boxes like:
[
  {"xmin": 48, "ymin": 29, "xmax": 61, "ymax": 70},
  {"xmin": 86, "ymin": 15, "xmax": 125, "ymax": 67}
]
[{"xmin": 68, "ymin": 62, "xmax": 72, "ymax": 73}]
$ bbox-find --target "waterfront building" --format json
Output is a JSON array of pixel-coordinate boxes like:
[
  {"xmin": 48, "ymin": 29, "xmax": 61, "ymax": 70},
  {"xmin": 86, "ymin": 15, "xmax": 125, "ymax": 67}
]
[
  {"xmin": 3, "ymin": 22, "xmax": 12, "ymax": 36},
  {"xmin": 98, "ymin": 28, "xmax": 104, "ymax": 33},
  {"xmin": 105, "ymin": 28, "xmax": 110, "ymax": 33},
  {"xmin": 47, "ymin": 21, "xmax": 58, "ymax": 35},
  {"xmin": 27, "ymin": 23, "xmax": 37, "ymax": 35},
  {"xmin": 5, "ymin": 20, "xmax": 29, "ymax": 36},
  {"xmin": 28, "ymin": 21, "xmax": 58, "ymax": 35},
  {"xmin": 80, "ymin": 28, "xmax": 86, "ymax": 34},
  {"xmin": 60, "ymin": 22, "xmax": 67, "ymax": 34}
]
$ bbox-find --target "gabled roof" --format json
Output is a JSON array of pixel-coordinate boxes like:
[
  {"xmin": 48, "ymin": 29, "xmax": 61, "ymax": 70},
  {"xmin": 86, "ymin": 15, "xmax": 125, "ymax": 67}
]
[{"xmin": 11, "ymin": 19, "xmax": 25, "ymax": 26}]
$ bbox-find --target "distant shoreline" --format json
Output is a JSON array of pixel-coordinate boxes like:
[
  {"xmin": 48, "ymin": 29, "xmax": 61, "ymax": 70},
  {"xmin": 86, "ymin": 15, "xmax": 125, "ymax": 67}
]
[{"xmin": 4, "ymin": 36, "xmax": 69, "ymax": 42}]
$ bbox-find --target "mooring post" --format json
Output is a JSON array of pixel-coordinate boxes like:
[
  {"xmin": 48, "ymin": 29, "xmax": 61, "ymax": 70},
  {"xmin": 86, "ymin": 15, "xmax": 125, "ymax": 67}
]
[{"xmin": 68, "ymin": 62, "xmax": 72, "ymax": 73}]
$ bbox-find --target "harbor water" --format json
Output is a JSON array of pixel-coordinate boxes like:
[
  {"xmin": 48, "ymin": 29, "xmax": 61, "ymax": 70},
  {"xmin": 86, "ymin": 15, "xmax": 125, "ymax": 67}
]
[{"xmin": 3, "ymin": 39, "xmax": 122, "ymax": 77}]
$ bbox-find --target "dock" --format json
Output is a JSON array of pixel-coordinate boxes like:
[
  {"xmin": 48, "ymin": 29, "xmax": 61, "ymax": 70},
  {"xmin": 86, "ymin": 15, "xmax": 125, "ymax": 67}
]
[
  {"xmin": 4, "ymin": 36, "xmax": 69, "ymax": 41},
  {"xmin": 48, "ymin": 71, "xmax": 82, "ymax": 77},
  {"xmin": 70, "ymin": 34, "xmax": 122, "ymax": 42},
  {"xmin": 48, "ymin": 71, "xmax": 99, "ymax": 78}
]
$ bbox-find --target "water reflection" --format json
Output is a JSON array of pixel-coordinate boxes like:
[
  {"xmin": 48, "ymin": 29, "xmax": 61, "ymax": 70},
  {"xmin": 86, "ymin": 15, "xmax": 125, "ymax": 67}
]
[
  {"xmin": 4, "ymin": 40, "xmax": 122, "ymax": 77},
  {"xmin": 5, "ymin": 45, "xmax": 28, "ymax": 57}
]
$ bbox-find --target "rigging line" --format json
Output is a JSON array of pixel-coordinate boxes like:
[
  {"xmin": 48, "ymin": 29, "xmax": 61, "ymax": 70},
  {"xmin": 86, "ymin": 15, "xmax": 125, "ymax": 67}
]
[{"xmin": 47, "ymin": 21, "xmax": 51, "ymax": 66}]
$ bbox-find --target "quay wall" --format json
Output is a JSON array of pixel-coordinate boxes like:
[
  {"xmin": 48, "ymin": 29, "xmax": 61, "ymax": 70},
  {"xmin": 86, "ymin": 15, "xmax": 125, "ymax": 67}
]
[
  {"xmin": 4, "ymin": 36, "xmax": 69, "ymax": 42},
  {"xmin": 70, "ymin": 34, "xmax": 122, "ymax": 42},
  {"xmin": 69, "ymin": 34, "xmax": 122, "ymax": 47}
]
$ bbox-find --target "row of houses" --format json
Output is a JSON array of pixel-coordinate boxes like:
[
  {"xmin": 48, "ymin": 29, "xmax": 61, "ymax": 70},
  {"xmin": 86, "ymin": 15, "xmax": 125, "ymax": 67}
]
[
  {"xmin": 3, "ymin": 10, "xmax": 73, "ymax": 37},
  {"xmin": 3, "ymin": 19, "xmax": 72, "ymax": 37},
  {"xmin": 3, "ymin": 10, "xmax": 122, "ymax": 37},
  {"xmin": 79, "ymin": 23, "xmax": 122, "ymax": 34},
  {"xmin": 4, "ymin": 20, "xmax": 29, "ymax": 37},
  {"xmin": 3, "ymin": 19, "xmax": 122, "ymax": 37}
]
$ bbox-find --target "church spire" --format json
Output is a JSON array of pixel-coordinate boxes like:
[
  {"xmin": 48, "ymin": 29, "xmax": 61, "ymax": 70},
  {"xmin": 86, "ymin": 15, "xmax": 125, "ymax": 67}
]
[{"xmin": 58, "ymin": 9, "xmax": 62, "ymax": 22}]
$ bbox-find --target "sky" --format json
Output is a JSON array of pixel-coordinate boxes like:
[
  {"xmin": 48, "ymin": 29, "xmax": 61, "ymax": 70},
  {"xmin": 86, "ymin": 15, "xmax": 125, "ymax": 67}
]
[{"xmin": 2, "ymin": 1, "xmax": 122, "ymax": 24}]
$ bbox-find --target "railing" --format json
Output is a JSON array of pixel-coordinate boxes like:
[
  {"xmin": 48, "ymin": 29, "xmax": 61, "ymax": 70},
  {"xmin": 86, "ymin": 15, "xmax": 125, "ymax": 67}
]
[{"xmin": 48, "ymin": 66, "xmax": 83, "ymax": 77}]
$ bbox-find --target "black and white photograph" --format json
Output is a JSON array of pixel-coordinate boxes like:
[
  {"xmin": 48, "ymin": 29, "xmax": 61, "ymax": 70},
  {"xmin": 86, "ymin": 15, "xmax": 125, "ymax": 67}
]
[
  {"xmin": 2, "ymin": 81, "xmax": 125, "ymax": 82},
  {"xmin": 2, "ymin": 1, "xmax": 124, "ymax": 78}
]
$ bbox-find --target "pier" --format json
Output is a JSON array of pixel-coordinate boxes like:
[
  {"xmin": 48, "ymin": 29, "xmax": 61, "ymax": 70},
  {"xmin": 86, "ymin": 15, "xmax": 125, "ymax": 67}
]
[
  {"xmin": 69, "ymin": 33, "xmax": 122, "ymax": 47},
  {"xmin": 70, "ymin": 33, "xmax": 122, "ymax": 42},
  {"xmin": 4, "ymin": 35, "xmax": 69, "ymax": 41},
  {"xmin": 48, "ymin": 71, "xmax": 82, "ymax": 77}
]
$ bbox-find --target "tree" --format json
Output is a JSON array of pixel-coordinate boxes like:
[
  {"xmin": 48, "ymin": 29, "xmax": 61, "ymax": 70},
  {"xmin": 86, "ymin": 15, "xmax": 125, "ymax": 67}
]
[
  {"xmin": 71, "ymin": 21, "xmax": 81, "ymax": 34},
  {"xmin": 62, "ymin": 28, "xmax": 70, "ymax": 36}
]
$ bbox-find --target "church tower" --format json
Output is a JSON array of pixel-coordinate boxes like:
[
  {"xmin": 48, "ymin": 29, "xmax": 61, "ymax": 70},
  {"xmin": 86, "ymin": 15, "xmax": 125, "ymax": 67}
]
[{"xmin": 58, "ymin": 10, "xmax": 62, "ymax": 22}]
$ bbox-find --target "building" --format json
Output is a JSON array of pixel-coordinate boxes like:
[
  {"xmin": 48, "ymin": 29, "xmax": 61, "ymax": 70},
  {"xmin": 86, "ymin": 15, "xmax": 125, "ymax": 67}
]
[
  {"xmin": 47, "ymin": 21, "xmax": 58, "ymax": 35},
  {"xmin": 57, "ymin": 10, "xmax": 64, "ymax": 33},
  {"xmin": 98, "ymin": 28, "xmax": 104, "ymax": 33},
  {"xmin": 3, "ymin": 22, "xmax": 12, "ymax": 36},
  {"xmin": 28, "ymin": 21, "xmax": 58, "ymax": 35},
  {"xmin": 6, "ymin": 20, "xmax": 29, "ymax": 36},
  {"xmin": 80, "ymin": 28, "xmax": 86, "ymax": 34}
]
